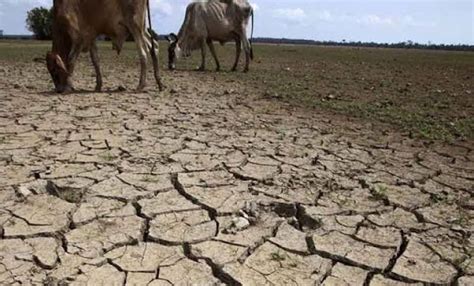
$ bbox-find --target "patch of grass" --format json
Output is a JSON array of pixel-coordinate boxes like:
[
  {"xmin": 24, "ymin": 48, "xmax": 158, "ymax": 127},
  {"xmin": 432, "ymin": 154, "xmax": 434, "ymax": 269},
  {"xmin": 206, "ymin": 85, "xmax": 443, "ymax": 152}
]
[
  {"xmin": 141, "ymin": 175, "xmax": 160, "ymax": 183},
  {"xmin": 370, "ymin": 185, "xmax": 388, "ymax": 201},
  {"xmin": 452, "ymin": 209, "xmax": 470, "ymax": 227},
  {"xmin": 99, "ymin": 152, "xmax": 117, "ymax": 162},
  {"xmin": 1, "ymin": 40, "xmax": 472, "ymax": 141},
  {"xmin": 429, "ymin": 193, "xmax": 448, "ymax": 204}
]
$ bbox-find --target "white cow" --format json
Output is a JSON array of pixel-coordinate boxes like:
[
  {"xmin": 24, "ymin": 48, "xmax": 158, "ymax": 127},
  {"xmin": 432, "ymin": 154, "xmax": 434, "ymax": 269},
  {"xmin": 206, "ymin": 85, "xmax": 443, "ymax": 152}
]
[{"xmin": 166, "ymin": 0, "xmax": 254, "ymax": 72}]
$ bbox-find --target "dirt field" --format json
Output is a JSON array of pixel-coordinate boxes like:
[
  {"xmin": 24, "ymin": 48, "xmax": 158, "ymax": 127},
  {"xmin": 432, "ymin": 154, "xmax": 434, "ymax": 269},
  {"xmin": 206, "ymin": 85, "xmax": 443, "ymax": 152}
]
[{"xmin": 0, "ymin": 40, "xmax": 473, "ymax": 285}]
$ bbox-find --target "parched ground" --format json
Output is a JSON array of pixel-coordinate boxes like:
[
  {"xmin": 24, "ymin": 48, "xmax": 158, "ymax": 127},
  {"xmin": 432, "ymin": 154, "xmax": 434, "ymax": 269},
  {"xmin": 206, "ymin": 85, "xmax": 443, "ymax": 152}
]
[{"xmin": 0, "ymin": 41, "xmax": 473, "ymax": 285}]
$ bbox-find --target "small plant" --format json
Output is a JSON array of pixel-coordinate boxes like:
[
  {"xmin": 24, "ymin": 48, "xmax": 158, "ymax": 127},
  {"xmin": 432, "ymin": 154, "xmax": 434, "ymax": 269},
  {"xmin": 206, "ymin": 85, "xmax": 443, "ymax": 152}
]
[
  {"xmin": 452, "ymin": 209, "xmax": 469, "ymax": 227},
  {"xmin": 141, "ymin": 175, "xmax": 160, "ymax": 183},
  {"xmin": 99, "ymin": 152, "xmax": 117, "ymax": 162},
  {"xmin": 370, "ymin": 185, "xmax": 388, "ymax": 201},
  {"xmin": 270, "ymin": 251, "xmax": 286, "ymax": 262},
  {"xmin": 452, "ymin": 256, "xmax": 469, "ymax": 269},
  {"xmin": 429, "ymin": 193, "xmax": 447, "ymax": 204}
]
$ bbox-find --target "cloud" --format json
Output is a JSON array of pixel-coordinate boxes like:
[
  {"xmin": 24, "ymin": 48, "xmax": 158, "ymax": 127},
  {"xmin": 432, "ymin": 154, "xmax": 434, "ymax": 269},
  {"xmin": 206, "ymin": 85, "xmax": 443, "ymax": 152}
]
[
  {"xmin": 273, "ymin": 8, "xmax": 307, "ymax": 24},
  {"xmin": 400, "ymin": 15, "xmax": 436, "ymax": 28},
  {"xmin": 3, "ymin": 0, "xmax": 51, "ymax": 7},
  {"xmin": 357, "ymin": 14, "xmax": 394, "ymax": 25},
  {"xmin": 250, "ymin": 2, "xmax": 259, "ymax": 12},
  {"xmin": 354, "ymin": 14, "xmax": 436, "ymax": 28},
  {"xmin": 150, "ymin": 0, "xmax": 174, "ymax": 16},
  {"xmin": 315, "ymin": 10, "xmax": 333, "ymax": 21}
]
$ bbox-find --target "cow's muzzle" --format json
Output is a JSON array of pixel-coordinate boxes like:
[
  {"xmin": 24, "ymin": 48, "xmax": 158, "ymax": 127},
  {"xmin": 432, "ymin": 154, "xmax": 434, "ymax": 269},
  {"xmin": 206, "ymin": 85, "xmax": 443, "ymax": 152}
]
[{"xmin": 55, "ymin": 84, "xmax": 74, "ymax": 94}]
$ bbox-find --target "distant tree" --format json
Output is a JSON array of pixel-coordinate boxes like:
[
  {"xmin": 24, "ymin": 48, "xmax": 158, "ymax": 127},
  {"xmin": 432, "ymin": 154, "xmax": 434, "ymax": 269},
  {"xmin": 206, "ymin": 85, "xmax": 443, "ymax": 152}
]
[{"xmin": 26, "ymin": 7, "xmax": 53, "ymax": 40}]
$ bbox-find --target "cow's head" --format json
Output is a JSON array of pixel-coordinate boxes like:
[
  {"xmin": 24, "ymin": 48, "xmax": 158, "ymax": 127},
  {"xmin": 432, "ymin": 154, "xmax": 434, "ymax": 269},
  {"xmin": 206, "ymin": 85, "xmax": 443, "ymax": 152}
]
[
  {"xmin": 165, "ymin": 33, "xmax": 180, "ymax": 70},
  {"xmin": 46, "ymin": 52, "xmax": 71, "ymax": 93}
]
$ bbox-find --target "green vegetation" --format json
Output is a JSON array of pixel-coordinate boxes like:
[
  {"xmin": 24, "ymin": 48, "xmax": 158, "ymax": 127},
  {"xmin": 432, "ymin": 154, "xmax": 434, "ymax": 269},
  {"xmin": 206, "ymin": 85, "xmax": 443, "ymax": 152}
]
[
  {"xmin": 26, "ymin": 7, "xmax": 53, "ymax": 40},
  {"xmin": 141, "ymin": 175, "xmax": 160, "ymax": 183},
  {"xmin": 99, "ymin": 152, "xmax": 117, "ymax": 162},
  {"xmin": 0, "ymin": 40, "xmax": 472, "ymax": 141},
  {"xmin": 370, "ymin": 185, "xmax": 388, "ymax": 201}
]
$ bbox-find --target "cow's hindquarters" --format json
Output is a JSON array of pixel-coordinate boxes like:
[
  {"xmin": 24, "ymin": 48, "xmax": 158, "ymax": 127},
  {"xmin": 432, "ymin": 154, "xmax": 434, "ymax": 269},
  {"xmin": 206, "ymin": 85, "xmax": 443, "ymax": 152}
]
[{"xmin": 231, "ymin": 37, "xmax": 241, "ymax": 72}]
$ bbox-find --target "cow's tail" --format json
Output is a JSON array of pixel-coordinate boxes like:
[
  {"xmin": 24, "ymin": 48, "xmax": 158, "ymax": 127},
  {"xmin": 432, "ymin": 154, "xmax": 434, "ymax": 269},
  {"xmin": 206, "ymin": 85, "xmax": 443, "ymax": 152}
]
[
  {"xmin": 250, "ymin": 7, "xmax": 254, "ymax": 60},
  {"xmin": 146, "ymin": 0, "xmax": 156, "ymax": 46}
]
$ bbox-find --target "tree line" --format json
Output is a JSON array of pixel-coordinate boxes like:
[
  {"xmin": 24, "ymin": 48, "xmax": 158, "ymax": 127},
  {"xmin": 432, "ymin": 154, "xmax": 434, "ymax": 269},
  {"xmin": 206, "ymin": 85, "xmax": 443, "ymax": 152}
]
[
  {"xmin": 253, "ymin": 38, "xmax": 474, "ymax": 52},
  {"xmin": 22, "ymin": 6, "xmax": 474, "ymax": 52}
]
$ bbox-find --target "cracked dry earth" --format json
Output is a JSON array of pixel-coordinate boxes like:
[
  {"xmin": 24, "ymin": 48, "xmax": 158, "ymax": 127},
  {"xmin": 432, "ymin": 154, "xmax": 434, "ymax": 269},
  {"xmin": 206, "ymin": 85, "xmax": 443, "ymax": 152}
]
[{"xmin": 1, "ymin": 67, "xmax": 473, "ymax": 286}]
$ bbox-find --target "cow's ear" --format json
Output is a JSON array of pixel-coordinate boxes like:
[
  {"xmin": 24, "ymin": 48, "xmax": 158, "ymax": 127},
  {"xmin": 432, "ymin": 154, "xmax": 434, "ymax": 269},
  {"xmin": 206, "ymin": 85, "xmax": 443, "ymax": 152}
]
[
  {"xmin": 54, "ymin": 54, "xmax": 67, "ymax": 72},
  {"xmin": 46, "ymin": 52, "xmax": 67, "ymax": 72}
]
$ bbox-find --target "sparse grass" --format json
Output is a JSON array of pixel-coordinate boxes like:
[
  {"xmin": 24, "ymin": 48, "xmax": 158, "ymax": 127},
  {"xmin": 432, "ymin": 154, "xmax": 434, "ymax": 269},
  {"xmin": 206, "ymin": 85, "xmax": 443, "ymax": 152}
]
[
  {"xmin": 141, "ymin": 175, "xmax": 160, "ymax": 183},
  {"xmin": 1, "ymin": 40, "xmax": 472, "ymax": 141},
  {"xmin": 429, "ymin": 193, "xmax": 448, "ymax": 204},
  {"xmin": 221, "ymin": 44, "xmax": 473, "ymax": 141},
  {"xmin": 452, "ymin": 209, "xmax": 470, "ymax": 227},
  {"xmin": 99, "ymin": 152, "xmax": 117, "ymax": 162},
  {"xmin": 370, "ymin": 185, "xmax": 388, "ymax": 201}
]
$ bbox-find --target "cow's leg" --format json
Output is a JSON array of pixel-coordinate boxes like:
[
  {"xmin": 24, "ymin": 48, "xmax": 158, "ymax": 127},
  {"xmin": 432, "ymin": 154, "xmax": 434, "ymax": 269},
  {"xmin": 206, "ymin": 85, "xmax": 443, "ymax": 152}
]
[
  {"xmin": 231, "ymin": 38, "xmax": 242, "ymax": 72},
  {"xmin": 198, "ymin": 39, "xmax": 206, "ymax": 71},
  {"xmin": 66, "ymin": 44, "xmax": 82, "ymax": 91},
  {"xmin": 134, "ymin": 36, "xmax": 148, "ymax": 91},
  {"xmin": 144, "ymin": 30, "xmax": 164, "ymax": 91},
  {"xmin": 206, "ymin": 39, "xmax": 220, "ymax": 72},
  {"xmin": 242, "ymin": 36, "xmax": 251, "ymax": 73},
  {"xmin": 237, "ymin": 26, "xmax": 252, "ymax": 73},
  {"xmin": 126, "ymin": 21, "xmax": 148, "ymax": 91},
  {"xmin": 90, "ymin": 42, "xmax": 103, "ymax": 92}
]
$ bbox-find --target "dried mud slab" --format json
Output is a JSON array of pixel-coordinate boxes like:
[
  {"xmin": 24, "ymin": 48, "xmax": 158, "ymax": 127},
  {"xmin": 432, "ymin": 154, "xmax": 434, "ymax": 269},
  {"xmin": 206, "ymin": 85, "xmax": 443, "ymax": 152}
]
[{"xmin": 0, "ymin": 51, "xmax": 471, "ymax": 284}]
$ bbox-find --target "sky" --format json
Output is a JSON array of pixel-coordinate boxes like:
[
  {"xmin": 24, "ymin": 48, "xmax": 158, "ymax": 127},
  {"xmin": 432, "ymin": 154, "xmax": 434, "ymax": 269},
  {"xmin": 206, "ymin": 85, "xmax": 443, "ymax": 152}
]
[{"xmin": 0, "ymin": 0, "xmax": 472, "ymax": 44}]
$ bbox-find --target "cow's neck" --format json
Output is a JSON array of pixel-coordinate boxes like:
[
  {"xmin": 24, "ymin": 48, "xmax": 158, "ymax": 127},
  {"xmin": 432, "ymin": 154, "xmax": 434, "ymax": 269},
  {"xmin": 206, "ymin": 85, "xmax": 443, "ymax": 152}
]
[{"xmin": 52, "ymin": 27, "xmax": 73, "ymax": 68}]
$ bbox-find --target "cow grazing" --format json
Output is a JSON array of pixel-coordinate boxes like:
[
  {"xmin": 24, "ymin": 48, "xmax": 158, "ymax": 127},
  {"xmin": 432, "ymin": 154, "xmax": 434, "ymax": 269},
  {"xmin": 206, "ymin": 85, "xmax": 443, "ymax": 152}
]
[
  {"xmin": 166, "ymin": 0, "xmax": 254, "ymax": 72},
  {"xmin": 46, "ymin": 0, "xmax": 164, "ymax": 93}
]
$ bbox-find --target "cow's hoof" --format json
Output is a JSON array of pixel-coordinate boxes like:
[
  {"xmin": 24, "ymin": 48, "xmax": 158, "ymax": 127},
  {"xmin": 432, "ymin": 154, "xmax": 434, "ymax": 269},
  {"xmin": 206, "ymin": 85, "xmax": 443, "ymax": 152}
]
[
  {"xmin": 215, "ymin": 67, "xmax": 221, "ymax": 72},
  {"xmin": 60, "ymin": 86, "xmax": 74, "ymax": 94},
  {"xmin": 243, "ymin": 68, "xmax": 249, "ymax": 73},
  {"xmin": 196, "ymin": 66, "xmax": 205, "ymax": 72},
  {"xmin": 231, "ymin": 67, "xmax": 237, "ymax": 72},
  {"xmin": 95, "ymin": 85, "xmax": 102, "ymax": 92}
]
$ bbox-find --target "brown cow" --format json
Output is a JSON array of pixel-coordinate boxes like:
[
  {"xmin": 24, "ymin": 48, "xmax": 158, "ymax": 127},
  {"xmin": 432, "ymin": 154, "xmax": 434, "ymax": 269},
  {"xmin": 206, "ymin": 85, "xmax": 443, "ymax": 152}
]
[{"xmin": 46, "ymin": 0, "xmax": 164, "ymax": 93}]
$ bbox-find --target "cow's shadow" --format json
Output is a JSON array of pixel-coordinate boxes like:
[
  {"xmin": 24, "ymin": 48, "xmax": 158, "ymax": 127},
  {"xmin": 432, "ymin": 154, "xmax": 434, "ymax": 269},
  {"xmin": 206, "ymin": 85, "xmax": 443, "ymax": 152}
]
[{"xmin": 38, "ymin": 88, "xmax": 130, "ymax": 96}]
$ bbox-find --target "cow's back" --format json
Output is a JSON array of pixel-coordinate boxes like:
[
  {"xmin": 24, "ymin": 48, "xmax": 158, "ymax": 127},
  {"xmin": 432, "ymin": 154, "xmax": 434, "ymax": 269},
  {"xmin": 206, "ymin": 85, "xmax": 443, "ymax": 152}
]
[
  {"xmin": 53, "ymin": 0, "xmax": 146, "ymax": 46},
  {"xmin": 182, "ymin": 1, "xmax": 235, "ymax": 43}
]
